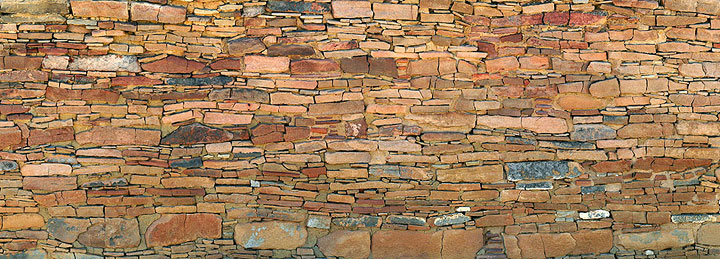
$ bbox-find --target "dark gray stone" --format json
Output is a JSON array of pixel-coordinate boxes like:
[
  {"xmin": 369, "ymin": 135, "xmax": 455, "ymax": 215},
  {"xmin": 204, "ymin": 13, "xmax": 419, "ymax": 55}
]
[
  {"xmin": 231, "ymin": 88, "xmax": 270, "ymax": 103},
  {"xmin": 166, "ymin": 76, "xmax": 233, "ymax": 86},
  {"xmin": 387, "ymin": 215, "xmax": 426, "ymax": 226},
  {"xmin": 0, "ymin": 160, "xmax": 18, "ymax": 171},
  {"xmin": 506, "ymin": 161, "xmax": 582, "ymax": 181},
  {"xmin": 169, "ymin": 157, "xmax": 203, "ymax": 168},
  {"xmin": 81, "ymin": 178, "xmax": 128, "ymax": 188},
  {"xmin": 571, "ymin": 124, "xmax": 616, "ymax": 141},
  {"xmin": 332, "ymin": 216, "xmax": 381, "ymax": 228},
  {"xmin": 267, "ymin": 0, "xmax": 330, "ymax": 13},
  {"xmin": 542, "ymin": 141, "xmax": 596, "ymax": 149},
  {"xmin": 581, "ymin": 185, "xmax": 605, "ymax": 194}
]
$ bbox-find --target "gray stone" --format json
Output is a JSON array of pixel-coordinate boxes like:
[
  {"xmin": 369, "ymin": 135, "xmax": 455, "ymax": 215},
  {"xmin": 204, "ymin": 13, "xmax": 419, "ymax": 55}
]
[
  {"xmin": 80, "ymin": 178, "xmax": 128, "ymax": 188},
  {"xmin": 432, "ymin": 213, "xmax": 471, "ymax": 226},
  {"xmin": 571, "ymin": 124, "xmax": 616, "ymax": 141},
  {"xmin": 243, "ymin": 5, "xmax": 264, "ymax": 17},
  {"xmin": 579, "ymin": 210, "xmax": 610, "ymax": 220},
  {"xmin": 516, "ymin": 182, "xmax": 553, "ymax": 190},
  {"xmin": 671, "ymin": 214, "xmax": 717, "ymax": 223},
  {"xmin": 0, "ymin": 160, "xmax": 18, "ymax": 171},
  {"xmin": 231, "ymin": 88, "xmax": 270, "ymax": 103},
  {"xmin": 387, "ymin": 215, "xmax": 426, "ymax": 226},
  {"xmin": 47, "ymin": 218, "xmax": 91, "ymax": 243},
  {"xmin": 267, "ymin": 0, "xmax": 330, "ymax": 13},
  {"xmin": 332, "ymin": 216, "xmax": 382, "ymax": 228},
  {"xmin": 506, "ymin": 161, "xmax": 582, "ymax": 181},
  {"xmin": 581, "ymin": 185, "xmax": 605, "ymax": 194},
  {"xmin": 167, "ymin": 76, "xmax": 233, "ymax": 86},
  {"xmin": 67, "ymin": 55, "xmax": 141, "ymax": 72},
  {"xmin": 306, "ymin": 215, "xmax": 330, "ymax": 229}
]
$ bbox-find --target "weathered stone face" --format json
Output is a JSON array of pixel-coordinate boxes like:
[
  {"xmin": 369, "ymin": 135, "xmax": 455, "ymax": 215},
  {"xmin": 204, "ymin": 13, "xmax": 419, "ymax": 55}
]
[
  {"xmin": 317, "ymin": 230, "xmax": 370, "ymax": 259},
  {"xmin": 506, "ymin": 161, "xmax": 583, "ymax": 181},
  {"xmin": 617, "ymin": 224, "xmax": 696, "ymax": 251},
  {"xmin": 234, "ymin": 221, "xmax": 307, "ymax": 250},
  {"xmin": 371, "ymin": 230, "xmax": 443, "ymax": 259},
  {"xmin": 77, "ymin": 218, "xmax": 141, "ymax": 248},
  {"xmin": 47, "ymin": 218, "xmax": 91, "ymax": 243}
]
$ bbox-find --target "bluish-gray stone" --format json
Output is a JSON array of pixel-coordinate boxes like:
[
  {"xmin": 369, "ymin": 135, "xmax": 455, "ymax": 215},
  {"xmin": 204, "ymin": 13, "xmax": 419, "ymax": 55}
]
[
  {"xmin": 166, "ymin": 76, "xmax": 233, "ymax": 86},
  {"xmin": 81, "ymin": 178, "xmax": 128, "ymax": 188},
  {"xmin": 571, "ymin": 124, "xmax": 616, "ymax": 141},
  {"xmin": 169, "ymin": 157, "xmax": 203, "ymax": 168},
  {"xmin": 332, "ymin": 216, "xmax": 382, "ymax": 228},
  {"xmin": 581, "ymin": 185, "xmax": 605, "ymax": 194},
  {"xmin": 671, "ymin": 214, "xmax": 717, "ymax": 223},
  {"xmin": 387, "ymin": 215, "xmax": 426, "ymax": 226},
  {"xmin": 432, "ymin": 213, "xmax": 470, "ymax": 226},
  {"xmin": 267, "ymin": 1, "xmax": 330, "ymax": 13},
  {"xmin": 542, "ymin": 141, "xmax": 596, "ymax": 149},
  {"xmin": 0, "ymin": 160, "xmax": 18, "ymax": 171},
  {"xmin": 506, "ymin": 161, "xmax": 582, "ymax": 181},
  {"xmin": 516, "ymin": 182, "xmax": 553, "ymax": 190},
  {"xmin": 47, "ymin": 218, "xmax": 91, "ymax": 243}
]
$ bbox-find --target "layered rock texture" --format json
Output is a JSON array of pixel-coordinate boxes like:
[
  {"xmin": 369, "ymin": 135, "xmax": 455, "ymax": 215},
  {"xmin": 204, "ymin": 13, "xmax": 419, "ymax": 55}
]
[{"xmin": 1, "ymin": 0, "xmax": 720, "ymax": 258}]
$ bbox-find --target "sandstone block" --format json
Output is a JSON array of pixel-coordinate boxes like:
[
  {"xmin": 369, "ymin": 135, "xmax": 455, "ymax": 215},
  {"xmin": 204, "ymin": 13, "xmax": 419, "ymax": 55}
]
[
  {"xmin": 234, "ymin": 221, "xmax": 307, "ymax": 250},
  {"xmin": 318, "ymin": 230, "xmax": 370, "ymax": 259}
]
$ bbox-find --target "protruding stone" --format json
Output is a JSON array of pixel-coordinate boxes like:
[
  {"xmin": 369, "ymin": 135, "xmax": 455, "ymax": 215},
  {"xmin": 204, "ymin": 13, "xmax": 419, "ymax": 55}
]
[
  {"xmin": 78, "ymin": 218, "xmax": 141, "ymax": 248},
  {"xmin": 332, "ymin": 1, "xmax": 372, "ymax": 18},
  {"xmin": 617, "ymin": 224, "xmax": 695, "ymax": 251},
  {"xmin": 506, "ymin": 161, "xmax": 583, "ymax": 181},
  {"xmin": 161, "ymin": 123, "xmax": 236, "ymax": 145},
  {"xmin": 228, "ymin": 38, "xmax": 266, "ymax": 55},
  {"xmin": 70, "ymin": 0, "xmax": 129, "ymax": 20},
  {"xmin": 146, "ymin": 213, "xmax": 222, "ymax": 247},
  {"xmin": 443, "ymin": 229, "xmax": 485, "ymax": 259},
  {"xmin": 47, "ymin": 218, "xmax": 91, "ymax": 243},
  {"xmin": 234, "ymin": 221, "xmax": 307, "ymax": 250},
  {"xmin": 571, "ymin": 124, "xmax": 616, "ymax": 141},
  {"xmin": 2, "ymin": 214, "xmax": 44, "ymax": 230}
]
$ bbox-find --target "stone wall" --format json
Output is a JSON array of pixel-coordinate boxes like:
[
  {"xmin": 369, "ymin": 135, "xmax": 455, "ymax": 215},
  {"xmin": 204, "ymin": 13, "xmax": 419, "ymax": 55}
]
[{"xmin": 1, "ymin": 0, "xmax": 720, "ymax": 258}]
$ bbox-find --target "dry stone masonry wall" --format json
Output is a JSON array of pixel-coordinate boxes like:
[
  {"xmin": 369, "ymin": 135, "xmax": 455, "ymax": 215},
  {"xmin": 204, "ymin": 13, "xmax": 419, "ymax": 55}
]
[{"xmin": 1, "ymin": 0, "xmax": 720, "ymax": 258}]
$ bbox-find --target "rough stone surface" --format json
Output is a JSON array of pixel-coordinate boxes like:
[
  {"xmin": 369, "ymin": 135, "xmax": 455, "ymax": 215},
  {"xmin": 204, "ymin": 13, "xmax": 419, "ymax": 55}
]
[
  {"xmin": 234, "ymin": 221, "xmax": 307, "ymax": 250},
  {"xmin": 317, "ymin": 230, "xmax": 370, "ymax": 259},
  {"xmin": 3, "ymin": 0, "xmax": 720, "ymax": 258},
  {"xmin": 77, "ymin": 218, "xmax": 141, "ymax": 248},
  {"xmin": 145, "ymin": 213, "xmax": 222, "ymax": 247},
  {"xmin": 371, "ymin": 230, "xmax": 443, "ymax": 259}
]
